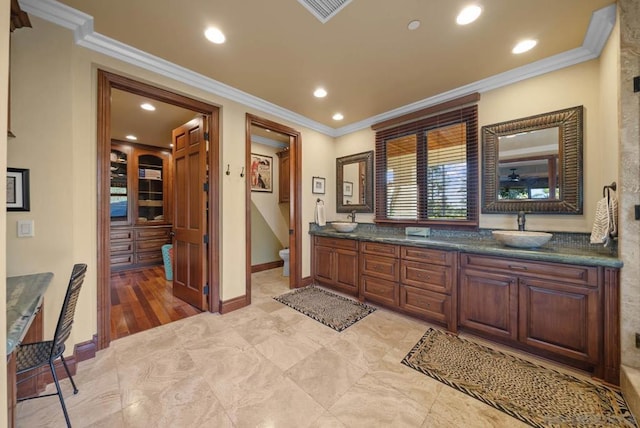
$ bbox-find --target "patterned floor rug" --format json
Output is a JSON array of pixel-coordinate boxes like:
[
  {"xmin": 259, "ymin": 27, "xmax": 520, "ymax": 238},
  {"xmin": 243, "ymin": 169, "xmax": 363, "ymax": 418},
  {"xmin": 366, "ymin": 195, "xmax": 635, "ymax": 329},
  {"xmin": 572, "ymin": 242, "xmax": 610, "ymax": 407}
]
[
  {"xmin": 273, "ymin": 285, "xmax": 376, "ymax": 332},
  {"xmin": 402, "ymin": 328, "xmax": 637, "ymax": 428}
]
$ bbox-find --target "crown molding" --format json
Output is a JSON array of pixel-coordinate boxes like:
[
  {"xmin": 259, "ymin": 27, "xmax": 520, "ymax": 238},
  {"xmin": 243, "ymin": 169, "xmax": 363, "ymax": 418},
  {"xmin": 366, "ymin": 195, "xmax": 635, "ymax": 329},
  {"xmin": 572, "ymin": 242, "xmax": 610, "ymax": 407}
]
[{"xmin": 20, "ymin": 0, "xmax": 615, "ymax": 139}]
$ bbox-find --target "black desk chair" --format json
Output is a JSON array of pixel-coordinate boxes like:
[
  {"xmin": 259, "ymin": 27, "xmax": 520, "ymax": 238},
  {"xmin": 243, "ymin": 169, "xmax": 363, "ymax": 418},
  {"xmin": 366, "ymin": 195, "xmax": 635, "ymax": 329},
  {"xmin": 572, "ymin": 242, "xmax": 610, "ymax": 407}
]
[{"xmin": 16, "ymin": 263, "xmax": 87, "ymax": 428}]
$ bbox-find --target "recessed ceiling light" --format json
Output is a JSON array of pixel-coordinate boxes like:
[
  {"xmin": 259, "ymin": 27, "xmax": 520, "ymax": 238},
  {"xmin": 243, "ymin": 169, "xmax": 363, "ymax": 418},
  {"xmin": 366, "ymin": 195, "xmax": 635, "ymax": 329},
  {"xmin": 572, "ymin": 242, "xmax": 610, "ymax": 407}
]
[
  {"xmin": 140, "ymin": 103, "xmax": 156, "ymax": 111},
  {"xmin": 314, "ymin": 88, "xmax": 327, "ymax": 98},
  {"xmin": 204, "ymin": 27, "xmax": 226, "ymax": 44},
  {"xmin": 512, "ymin": 39, "xmax": 537, "ymax": 54},
  {"xmin": 456, "ymin": 5, "xmax": 482, "ymax": 25},
  {"xmin": 407, "ymin": 20, "xmax": 421, "ymax": 31},
  {"xmin": 125, "ymin": 135, "xmax": 138, "ymax": 141},
  {"xmin": 332, "ymin": 113, "xmax": 344, "ymax": 121}
]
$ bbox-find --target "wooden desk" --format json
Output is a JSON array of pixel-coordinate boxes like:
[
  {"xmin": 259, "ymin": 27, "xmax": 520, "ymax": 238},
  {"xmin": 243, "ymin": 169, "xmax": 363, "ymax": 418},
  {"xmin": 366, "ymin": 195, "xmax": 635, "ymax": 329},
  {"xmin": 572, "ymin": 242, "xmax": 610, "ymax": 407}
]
[{"xmin": 6, "ymin": 272, "xmax": 53, "ymax": 428}]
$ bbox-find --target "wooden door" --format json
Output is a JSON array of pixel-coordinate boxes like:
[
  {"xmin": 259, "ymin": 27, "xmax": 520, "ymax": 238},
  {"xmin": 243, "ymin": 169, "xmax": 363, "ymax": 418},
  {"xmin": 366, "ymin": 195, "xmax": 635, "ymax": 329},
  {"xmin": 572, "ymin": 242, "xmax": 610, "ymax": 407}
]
[{"xmin": 172, "ymin": 116, "xmax": 208, "ymax": 310}]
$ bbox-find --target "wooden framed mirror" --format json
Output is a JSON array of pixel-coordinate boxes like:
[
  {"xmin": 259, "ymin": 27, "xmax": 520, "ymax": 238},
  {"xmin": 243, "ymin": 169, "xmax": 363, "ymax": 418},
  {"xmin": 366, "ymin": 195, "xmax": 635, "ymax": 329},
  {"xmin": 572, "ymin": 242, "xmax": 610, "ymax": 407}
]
[
  {"xmin": 336, "ymin": 151, "xmax": 374, "ymax": 213},
  {"xmin": 482, "ymin": 106, "xmax": 583, "ymax": 214}
]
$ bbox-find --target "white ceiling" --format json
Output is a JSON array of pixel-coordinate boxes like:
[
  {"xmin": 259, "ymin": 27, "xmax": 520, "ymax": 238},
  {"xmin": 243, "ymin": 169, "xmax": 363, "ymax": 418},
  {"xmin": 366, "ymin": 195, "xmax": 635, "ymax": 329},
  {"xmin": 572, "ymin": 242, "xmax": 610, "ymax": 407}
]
[{"xmin": 24, "ymin": 0, "xmax": 615, "ymax": 134}]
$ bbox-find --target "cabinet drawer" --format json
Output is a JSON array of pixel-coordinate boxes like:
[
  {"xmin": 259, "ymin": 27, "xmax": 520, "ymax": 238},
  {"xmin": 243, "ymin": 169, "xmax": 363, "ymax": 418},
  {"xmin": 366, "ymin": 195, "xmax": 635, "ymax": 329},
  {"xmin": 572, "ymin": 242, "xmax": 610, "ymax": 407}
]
[
  {"xmin": 401, "ymin": 246, "xmax": 453, "ymax": 266},
  {"xmin": 360, "ymin": 242, "xmax": 400, "ymax": 258},
  {"xmin": 460, "ymin": 253, "xmax": 598, "ymax": 286},
  {"xmin": 401, "ymin": 261, "xmax": 452, "ymax": 294},
  {"xmin": 136, "ymin": 238, "xmax": 170, "ymax": 252},
  {"xmin": 361, "ymin": 276, "xmax": 399, "ymax": 307},
  {"xmin": 111, "ymin": 253, "xmax": 134, "ymax": 267},
  {"xmin": 136, "ymin": 227, "xmax": 171, "ymax": 240},
  {"xmin": 400, "ymin": 286, "xmax": 450, "ymax": 325},
  {"xmin": 136, "ymin": 251, "xmax": 163, "ymax": 264},
  {"xmin": 316, "ymin": 236, "xmax": 358, "ymax": 251},
  {"xmin": 361, "ymin": 255, "xmax": 399, "ymax": 282},
  {"xmin": 110, "ymin": 228, "xmax": 133, "ymax": 241},
  {"xmin": 111, "ymin": 241, "xmax": 133, "ymax": 255}
]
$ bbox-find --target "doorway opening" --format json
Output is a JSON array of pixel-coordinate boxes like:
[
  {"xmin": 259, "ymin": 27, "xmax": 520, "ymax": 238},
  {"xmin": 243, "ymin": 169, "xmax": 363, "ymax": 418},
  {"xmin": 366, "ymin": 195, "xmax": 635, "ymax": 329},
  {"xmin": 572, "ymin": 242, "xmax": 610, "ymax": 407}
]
[
  {"xmin": 245, "ymin": 114, "xmax": 302, "ymax": 302},
  {"xmin": 97, "ymin": 70, "xmax": 220, "ymax": 349}
]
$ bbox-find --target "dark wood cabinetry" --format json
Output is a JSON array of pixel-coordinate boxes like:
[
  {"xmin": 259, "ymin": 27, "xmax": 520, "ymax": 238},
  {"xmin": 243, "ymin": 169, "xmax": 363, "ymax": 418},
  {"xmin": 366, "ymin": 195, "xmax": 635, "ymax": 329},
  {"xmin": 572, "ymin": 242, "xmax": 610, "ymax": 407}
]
[
  {"xmin": 400, "ymin": 247, "xmax": 456, "ymax": 330},
  {"xmin": 110, "ymin": 142, "xmax": 173, "ymax": 271},
  {"xmin": 313, "ymin": 236, "xmax": 358, "ymax": 295},
  {"xmin": 459, "ymin": 253, "xmax": 602, "ymax": 369},
  {"xmin": 276, "ymin": 149, "xmax": 290, "ymax": 203},
  {"xmin": 360, "ymin": 242, "xmax": 400, "ymax": 307},
  {"xmin": 311, "ymin": 234, "xmax": 620, "ymax": 385}
]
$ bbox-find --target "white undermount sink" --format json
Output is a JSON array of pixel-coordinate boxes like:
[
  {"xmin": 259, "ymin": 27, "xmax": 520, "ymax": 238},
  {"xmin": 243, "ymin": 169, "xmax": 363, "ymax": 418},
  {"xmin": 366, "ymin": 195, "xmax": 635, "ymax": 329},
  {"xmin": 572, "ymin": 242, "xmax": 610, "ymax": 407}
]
[
  {"xmin": 332, "ymin": 222, "xmax": 358, "ymax": 233},
  {"xmin": 492, "ymin": 230, "xmax": 553, "ymax": 249}
]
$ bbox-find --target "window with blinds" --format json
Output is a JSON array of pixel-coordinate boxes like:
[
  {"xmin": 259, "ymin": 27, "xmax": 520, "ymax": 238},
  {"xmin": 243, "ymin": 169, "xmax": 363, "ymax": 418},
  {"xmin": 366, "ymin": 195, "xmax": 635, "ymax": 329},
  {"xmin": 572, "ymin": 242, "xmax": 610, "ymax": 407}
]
[{"xmin": 375, "ymin": 105, "xmax": 478, "ymax": 227}]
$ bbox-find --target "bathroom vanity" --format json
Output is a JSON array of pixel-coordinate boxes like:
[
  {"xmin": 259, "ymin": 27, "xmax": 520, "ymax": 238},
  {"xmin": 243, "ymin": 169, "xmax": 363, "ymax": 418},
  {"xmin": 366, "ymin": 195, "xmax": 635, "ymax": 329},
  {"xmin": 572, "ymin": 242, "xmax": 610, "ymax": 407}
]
[{"xmin": 310, "ymin": 227, "xmax": 621, "ymax": 385}]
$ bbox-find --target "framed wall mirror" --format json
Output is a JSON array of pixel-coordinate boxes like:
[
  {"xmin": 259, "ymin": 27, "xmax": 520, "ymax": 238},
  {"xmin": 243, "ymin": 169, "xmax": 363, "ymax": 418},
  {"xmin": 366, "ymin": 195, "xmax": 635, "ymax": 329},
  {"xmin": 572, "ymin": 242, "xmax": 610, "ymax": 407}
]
[
  {"xmin": 482, "ymin": 106, "xmax": 583, "ymax": 214},
  {"xmin": 336, "ymin": 151, "xmax": 374, "ymax": 213}
]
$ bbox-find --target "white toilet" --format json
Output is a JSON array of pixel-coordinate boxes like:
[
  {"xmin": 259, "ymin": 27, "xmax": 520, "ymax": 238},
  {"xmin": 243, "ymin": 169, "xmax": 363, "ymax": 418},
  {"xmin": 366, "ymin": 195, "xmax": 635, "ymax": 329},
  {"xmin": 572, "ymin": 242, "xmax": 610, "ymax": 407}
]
[{"xmin": 279, "ymin": 248, "xmax": 290, "ymax": 277}]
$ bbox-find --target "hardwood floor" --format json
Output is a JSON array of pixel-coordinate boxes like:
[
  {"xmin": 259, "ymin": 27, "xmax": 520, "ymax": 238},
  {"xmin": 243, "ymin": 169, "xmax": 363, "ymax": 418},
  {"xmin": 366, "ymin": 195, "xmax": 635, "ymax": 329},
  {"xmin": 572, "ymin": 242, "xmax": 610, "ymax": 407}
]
[{"xmin": 110, "ymin": 265, "xmax": 201, "ymax": 340}]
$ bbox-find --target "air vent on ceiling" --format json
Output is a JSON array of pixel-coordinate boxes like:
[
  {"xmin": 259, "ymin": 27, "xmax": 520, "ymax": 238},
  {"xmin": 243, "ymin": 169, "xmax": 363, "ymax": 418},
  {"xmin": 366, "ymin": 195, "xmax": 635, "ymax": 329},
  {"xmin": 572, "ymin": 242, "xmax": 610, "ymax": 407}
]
[{"xmin": 297, "ymin": 0, "xmax": 353, "ymax": 23}]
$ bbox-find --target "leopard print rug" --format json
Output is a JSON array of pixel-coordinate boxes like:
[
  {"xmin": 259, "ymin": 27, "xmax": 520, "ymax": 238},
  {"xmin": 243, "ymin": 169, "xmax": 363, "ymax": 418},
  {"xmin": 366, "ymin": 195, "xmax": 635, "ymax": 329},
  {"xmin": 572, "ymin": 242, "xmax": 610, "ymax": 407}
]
[
  {"xmin": 273, "ymin": 285, "xmax": 375, "ymax": 332},
  {"xmin": 402, "ymin": 328, "xmax": 636, "ymax": 427}
]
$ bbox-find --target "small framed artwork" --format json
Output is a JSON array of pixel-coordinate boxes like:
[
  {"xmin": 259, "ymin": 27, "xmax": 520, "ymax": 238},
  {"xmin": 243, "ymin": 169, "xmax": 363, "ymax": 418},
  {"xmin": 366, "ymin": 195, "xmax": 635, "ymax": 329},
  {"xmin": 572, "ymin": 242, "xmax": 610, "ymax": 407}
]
[
  {"xmin": 312, "ymin": 176, "xmax": 325, "ymax": 194},
  {"xmin": 250, "ymin": 153, "xmax": 273, "ymax": 192},
  {"xmin": 343, "ymin": 181, "xmax": 353, "ymax": 197},
  {"xmin": 7, "ymin": 167, "xmax": 30, "ymax": 211}
]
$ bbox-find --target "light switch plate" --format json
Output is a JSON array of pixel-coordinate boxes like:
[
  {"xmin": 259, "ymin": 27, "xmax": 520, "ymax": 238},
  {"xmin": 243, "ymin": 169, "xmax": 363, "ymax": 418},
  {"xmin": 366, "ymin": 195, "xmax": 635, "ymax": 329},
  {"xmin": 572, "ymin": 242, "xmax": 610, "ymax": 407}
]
[{"xmin": 17, "ymin": 220, "xmax": 34, "ymax": 237}]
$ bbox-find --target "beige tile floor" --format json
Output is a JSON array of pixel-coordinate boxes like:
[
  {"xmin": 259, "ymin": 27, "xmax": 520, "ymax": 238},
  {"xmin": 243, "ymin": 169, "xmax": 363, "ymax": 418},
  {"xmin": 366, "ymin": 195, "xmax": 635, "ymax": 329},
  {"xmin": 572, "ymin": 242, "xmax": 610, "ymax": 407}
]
[{"xmin": 16, "ymin": 268, "xmax": 537, "ymax": 427}]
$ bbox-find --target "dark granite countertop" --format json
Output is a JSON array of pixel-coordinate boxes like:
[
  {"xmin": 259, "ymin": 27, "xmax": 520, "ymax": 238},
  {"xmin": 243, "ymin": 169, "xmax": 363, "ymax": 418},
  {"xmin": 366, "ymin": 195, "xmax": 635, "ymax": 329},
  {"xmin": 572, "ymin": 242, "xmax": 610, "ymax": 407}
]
[
  {"xmin": 6, "ymin": 272, "xmax": 53, "ymax": 355},
  {"xmin": 309, "ymin": 224, "xmax": 622, "ymax": 269}
]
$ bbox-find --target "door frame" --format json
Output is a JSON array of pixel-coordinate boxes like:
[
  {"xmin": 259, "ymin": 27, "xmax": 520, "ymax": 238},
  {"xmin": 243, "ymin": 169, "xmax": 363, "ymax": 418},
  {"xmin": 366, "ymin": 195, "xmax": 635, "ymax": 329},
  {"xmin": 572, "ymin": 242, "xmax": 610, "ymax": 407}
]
[
  {"xmin": 245, "ymin": 114, "xmax": 302, "ymax": 300},
  {"xmin": 97, "ymin": 70, "xmax": 220, "ymax": 350}
]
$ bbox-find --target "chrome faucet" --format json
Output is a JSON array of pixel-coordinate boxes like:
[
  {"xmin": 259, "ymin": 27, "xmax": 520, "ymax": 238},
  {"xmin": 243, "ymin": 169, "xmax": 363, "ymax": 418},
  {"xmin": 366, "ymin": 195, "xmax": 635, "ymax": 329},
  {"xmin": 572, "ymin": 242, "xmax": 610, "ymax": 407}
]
[
  {"xmin": 347, "ymin": 210, "xmax": 356, "ymax": 223},
  {"xmin": 517, "ymin": 211, "xmax": 526, "ymax": 231}
]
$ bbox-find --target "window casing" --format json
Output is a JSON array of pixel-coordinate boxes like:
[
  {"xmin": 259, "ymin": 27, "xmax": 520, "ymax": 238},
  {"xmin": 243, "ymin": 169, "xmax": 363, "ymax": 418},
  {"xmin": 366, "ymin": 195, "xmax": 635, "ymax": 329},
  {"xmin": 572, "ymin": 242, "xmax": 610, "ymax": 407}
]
[{"xmin": 375, "ymin": 105, "xmax": 478, "ymax": 227}]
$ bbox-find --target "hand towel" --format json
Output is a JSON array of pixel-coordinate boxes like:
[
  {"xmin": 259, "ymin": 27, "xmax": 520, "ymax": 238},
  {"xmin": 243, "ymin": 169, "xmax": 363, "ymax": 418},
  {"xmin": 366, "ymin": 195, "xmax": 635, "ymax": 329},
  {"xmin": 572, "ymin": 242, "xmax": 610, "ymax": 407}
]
[
  {"xmin": 315, "ymin": 202, "xmax": 326, "ymax": 226},
  {"xmin": 608, "ymin": 195, "xmax": 618, "ymax": 238},
  {"xmin": 590, "ymin": 197, "xmax": 609, "ymax": 244}
]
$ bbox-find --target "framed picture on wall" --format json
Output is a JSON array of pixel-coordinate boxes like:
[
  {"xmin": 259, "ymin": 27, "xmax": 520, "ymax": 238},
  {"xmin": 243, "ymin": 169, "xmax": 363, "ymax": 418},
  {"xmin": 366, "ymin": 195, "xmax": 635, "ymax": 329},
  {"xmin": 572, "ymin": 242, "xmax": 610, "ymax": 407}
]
[
  {"xmin": 312, "ymin": 176, "xmax": 325, "ymax": 194},
  {"xmin": 343, "ymin": 181, "xmax": 353, "ymax": 197},
  {"xmin": 250, "ymin": 153, "xmax": 273, "ymax": 192},
  {"xmin": 7, "ymin": 168, "xmax": 30, "ymax": 212}
]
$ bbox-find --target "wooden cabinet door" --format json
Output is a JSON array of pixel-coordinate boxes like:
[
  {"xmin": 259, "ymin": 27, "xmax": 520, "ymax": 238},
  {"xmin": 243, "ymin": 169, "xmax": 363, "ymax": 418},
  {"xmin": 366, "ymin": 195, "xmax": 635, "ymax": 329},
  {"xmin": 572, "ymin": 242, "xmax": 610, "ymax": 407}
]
[
  {"xmin": 277, "ymin": 150, "xmax": 290, "ymax": 203},
  {"xmin": 314, "ymin": 245, "xmax": 334, "ymax": 284},
  {"xmin": 458, "ymin": 268, "xmax": 518, "ymax": 341},
  {"xmin": 334, "ymin": 248, "xmax": 358, "ymax": 293},
  {"xmin": 519, "ymin": 278, "xmax": 601, "ymax": 363}
]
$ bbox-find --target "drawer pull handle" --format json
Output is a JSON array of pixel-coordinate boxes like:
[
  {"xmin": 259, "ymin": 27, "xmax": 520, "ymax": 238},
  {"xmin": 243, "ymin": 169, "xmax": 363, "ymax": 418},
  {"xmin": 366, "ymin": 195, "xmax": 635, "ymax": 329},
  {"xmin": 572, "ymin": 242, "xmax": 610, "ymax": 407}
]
[{"xmin": 508, "ymin": 265, "xmax": 528, "ymax": 270}]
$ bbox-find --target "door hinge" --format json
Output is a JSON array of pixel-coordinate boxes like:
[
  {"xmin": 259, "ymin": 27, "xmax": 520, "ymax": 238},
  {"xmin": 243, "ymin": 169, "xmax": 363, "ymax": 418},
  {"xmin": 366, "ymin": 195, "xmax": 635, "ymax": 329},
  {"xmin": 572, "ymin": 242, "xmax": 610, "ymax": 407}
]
[
  {"xmin": 204, "ymin": 234, "xmax": 209, "ymax": 244},
  {"xmin": 203, "ymin": 182, "xmax": 209, "ymax": 192},
  {"xmin": 204, "ymin": 284, "xmax": 209, "ymax": 295},
  {"xmin": 204, "ymin": 132, "xmax": 210, "ymax": 140}
]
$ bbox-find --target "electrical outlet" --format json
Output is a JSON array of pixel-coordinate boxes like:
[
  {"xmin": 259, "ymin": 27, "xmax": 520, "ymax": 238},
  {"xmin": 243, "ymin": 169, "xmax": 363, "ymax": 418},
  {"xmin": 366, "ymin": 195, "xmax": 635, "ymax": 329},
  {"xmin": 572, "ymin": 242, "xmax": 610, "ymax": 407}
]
[{"xmin": 636, "ymin": 333, "xmax": 640, "ymax": 348}]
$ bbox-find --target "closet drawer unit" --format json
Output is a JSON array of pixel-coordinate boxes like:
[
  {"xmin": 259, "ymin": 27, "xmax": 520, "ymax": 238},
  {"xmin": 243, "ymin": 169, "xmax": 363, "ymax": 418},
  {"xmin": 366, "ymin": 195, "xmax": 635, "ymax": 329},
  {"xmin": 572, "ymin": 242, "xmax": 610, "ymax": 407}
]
[
  {"xmin": 361, "ymin": 254, "xmax": 399, "ymax": 282},
  {"xmin": 361, "ymin": 276, "xmax": 399, "ymax": 307},
  {"xmin": 135, "ymin": 251, "xmax": 163, "ymax": 265},
  {"xmin": 111, "ymin": 253, "xmax": 134, "ymax": 268},
  {"xmin": 315, "ymin": 236, "xmax": 358, "ymax": 251},
  {"xmin": 360, "ymin": 242, "xmax": 399, "ymax": 258},
  {"xmin": 110, "ymin": 228, "xmax": 133, "ymax": 242},
  {"xmin": 401, "ymin": 246, "xmax": 453, "ymax": 266},
  {"xmin": 400, "ymin": 286, "xmax": 450, "ymax": 325},
  {"xmin": 401, "ymin": 261, "xmax": 452, "ymax": 294},
  {"xmin": 136, "ymin": 227, "xmax": 171, "ymax": 240},
  {"xmin": 460, "ymin": 253, "xmax": 598, "ymax": 286},
  {"xmin": 135, "ymin": 238, "xmax": 170, "ymax": 252},
  {"xmin": 110, "ymin": 241, "xmax": 133, "ymax": 255}
]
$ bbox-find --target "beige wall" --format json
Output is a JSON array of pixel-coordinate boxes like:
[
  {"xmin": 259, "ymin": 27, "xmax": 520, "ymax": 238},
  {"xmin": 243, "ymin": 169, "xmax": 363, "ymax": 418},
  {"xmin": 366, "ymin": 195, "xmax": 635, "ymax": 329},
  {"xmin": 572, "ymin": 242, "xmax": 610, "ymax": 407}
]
[
  {"xmin": 333, "ymin": 58, "xmax": 616, "ymax": 233},
  {"xmin": 8, "ymin": 17, "xmax": 335, "ymax": 350},
  {"xmin": 1, "ymin": 0, "xmax": 10, "ymax": 421}
]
